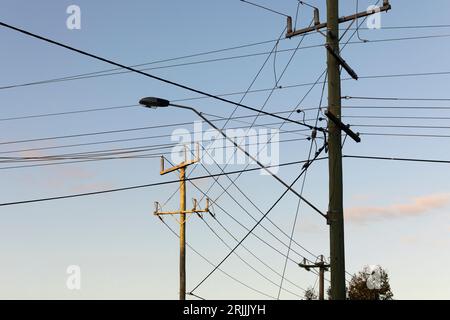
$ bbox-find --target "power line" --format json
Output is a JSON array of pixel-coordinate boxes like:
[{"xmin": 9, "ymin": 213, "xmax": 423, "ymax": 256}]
[
  {"xmin": 188, "ymin": 20, "xmax": 314, "ymax": 213},
  {"xmin": 198, "ymin": 215, "xmax": 305, "ymax": 298},
  {"xmin": 190, "ymin": 16, "xmax": 366, "ymax": 295},
  {"xmin": 200, "ymin": 205, "xmax": 311, "ymax": 293},
  {"xmin": 0, "ymin": 46, "xmax": 325, "ymax": 90},
  {"xmin": 1, "ymin": 21, "xmax": 447, "ymax": 89},
  {"xmin": 0, "ymin": 104, "xmax": 139, "ymax": 122},
  {"xmin": 357, "ymin": 70, "xmax": 450, "ymax": 81},
  {"xmin": 347, "ymin": 24, "xmax": 450, "ymax": 30},
  {"xmin": 0, "ymin": 21, "xmax": 318, "ymax": 131},
  {"xmin": 0, "ymin": 129, "xmax": 311, "ymax": 161},
  {"xmin": 159, "ymin": 218, "xmax": 276, "ymax": 299},
  {"xmin": 278, "ymin": 67, "xmax": 329, "ymax": 299},
  {"xmin": 157, "ymin": 25, "xmax": 307, "ymax": 228},
  {"xmin": 2, "ymin": 67, "xmax": 450, "ymax": 124},
  {"xmin": 352, "ymin": 124, "xmax": 450, "ymax": 129},
  {"xmin": 344, "ymin": 95, "xmax": 450, "ymax": 101},
  {"xmin": 0, "ymin": 37, "xmax": 290, "ymax": 91},
  {"xmin": 343, "ymin": 115, "xmax": 450, "ymax": 120},
  {"xmin": 360, "ymin": 132, "xmax": 450, "ymax": 138},
  {"xmin": 0, "ymin": 157, "xmax": 328, "ymax": 205},
  {"xmin": 240, "ymin": 0, "xmax": 289, "ymax": 17},
  {"xmin": 0, "ymin": 122, "xmax": 311, "ymax": 156},
  {"xmin": 189, "ymin": 145, "xmax": 327, "ymax": 295},
  {"xmin": 169, "ymin": 25, "xmax": 325, "ymax": 285},
  {"xmin": 344, "ymin": 155, "xmax": 450, "ymax": 164},
  {"xmin": 343, "ymin": 105, "xmax": 450, "ymax": 110},
  {"xmin": 192, "ymin": 148, "xmax": 325, "ymax": 264},
  {"xmin": 0, "ymin": 119, "xmax": 311, "ymax": 147},
  {"xmin": 173, "ymin": 69, "xmax": 450, "ymax": 103},
  {"xmin": 180, "ymin": 146, "xmax": 322, "ymax": 263},
  {"xmin": 0, "ymin": 103, "xmax": 310, "ymax": 123},
  {"xmin": 0, "ymin": 136, "xmax": 313, "ymax": 168},
  {"xmin": 2, "ymin": 33, "xmax": 449, "ymax": 92},
  {"xmin": 184, "ymin": 23, "xmax": 440, "ymax": 225}
]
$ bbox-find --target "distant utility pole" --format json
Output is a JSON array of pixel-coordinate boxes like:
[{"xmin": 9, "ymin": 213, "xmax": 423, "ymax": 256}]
[
  {"xmin": 154, "ymin": 144, "xmax": 209, "ymax": 300},
  {"xmin": 298, "ymin": 256, "xmax": 330, "ymax": 300},
  {"xmin": 285, "ymin": 0, "xmax": 391, "ymax": 300}
]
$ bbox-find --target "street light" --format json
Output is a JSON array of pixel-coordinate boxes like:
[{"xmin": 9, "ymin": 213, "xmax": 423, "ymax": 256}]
[
  {"xmin": 139, "ymin": 97, "xmax": 325, "ymax": 218},
  {"xmin": 140, "ymin": 96, "xmax": 326, "ymax": 296},
  {"xmin": 139, "ymin": 97, "xmax": 170, "ymax": 108}
]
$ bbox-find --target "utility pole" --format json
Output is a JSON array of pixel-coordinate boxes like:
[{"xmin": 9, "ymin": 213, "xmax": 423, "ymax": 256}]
[
  {"xmin": 298, "ymin": 256, "xmax": 330, "ymax": 300},
  {"xmin": 284, "ymin": 0, "xmax": 391, "ymax": 300},
  {"xmin": 154, "ymin": 144, "xmax": 209, "ymax": 300},
  {"xmin": 326, "ymin": 0, "xmax": 346, "ymax": 301}
]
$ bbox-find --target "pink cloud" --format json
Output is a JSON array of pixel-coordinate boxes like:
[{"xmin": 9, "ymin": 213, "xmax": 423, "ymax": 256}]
[
  {"xmin": 350, "ymin": 194, "xmax": 375, "ymax": 202},
  {"xmin": 70, "ymin": 182, "xmax": 115, "ymax": 193},
  {"xmin": 399, "ymin": 235, "xmax": 420, "ymax": 245},
  {"xmin": 345, "ymin": 193, "xmax": 450, "ymax": 222},
  {"xmin": 18, "ymin": 149, "xmax": 47, "ymax": 158}
]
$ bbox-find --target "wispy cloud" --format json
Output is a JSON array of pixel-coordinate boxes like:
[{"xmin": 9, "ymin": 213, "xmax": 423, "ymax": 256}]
[
  {"xmin": 345, "ymin": 193, "xmax": 450, "ymax": 222},
  {"xmin": 70, "ymin": 182, "xmax": 115, "ymax": 193},
  {"xmin": 399, "ymin": 235, "xmax": 421, "ymax": 245},
  {"xmin": 350, "ymin": 194, "xmax": 375, "ymax": 202}
]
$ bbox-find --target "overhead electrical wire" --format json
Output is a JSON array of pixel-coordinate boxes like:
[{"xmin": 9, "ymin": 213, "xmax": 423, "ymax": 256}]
[
  {"xmin": 164, "ymin": 153, "xmax": 309, "ymax": 296},
  {"xmin": 0, "ymin": 120, "xmax": 312, "ymax": 147},
  {"xmin": 0, "ymin": 1, "xmax": 446, "ymax": 298},
  {"xmin": 240, "ymin": 0, "xmax": 290, "ymax": 17},
  {"xmin": 198, "ymin": 215, "xmax": 305, "ymax": 298},
  {"xmin": 190, "ymin": 19, "xmax": 315, "ymax": 209},
  {"xmin": 344, "ymin": 95, "xmax": 450, "ymax": 101},
  {"xmin": 163, "ymin": 24, "xmax": 324, "ymax": 288},
  {"xmin": 343, "ymin": 155, "xmax": 450, "ymax": 164},
  {"xmin": 156, "ymin": 25, "xmax": 293, "ymax": 223},
  {"xmin": 2, "ymin": 67, "xmax": 450, "ymax": 124},
  {"xmin": 1, "ymin": 33, "xmax": 449, "ymax": 91},
  {"xmin": 212, "ymin": 4, "xmax": 377, "ymax": 292},
  {"xmin": 0, "ymin": 157, "xmax": 328, "ymax": 207},
  {"xmin": 182, "ymin": 145, "xmax": 322, "ymax": 262},
  {"xmin": 189, "ymin": 144, "xmax": 327, "ymax": 295},
  {"xmin": 351, "ymin": 124, "xmax": 450, "ymax": 129},
  {"xmin": 0, "ymin": 122, "xmax": 312, "ymax": 156},
  {"xmin": 343, "ymin": 105, "xmax": 450, "ymax": 110},
  {"xmin": 360, "ymin": 132, "xmax": 450, "ymax": 138},
  {"xmin": 0, "ymin": 136, "xmax": 313, "ymax": 166},
  {"xmin": 189, "ymin": 12, "xmax": 372, "ymax": 294},
  {"xmin": 0, "ymin": 21, "xmax": 320, "ymax": 131},
  {"xmin": 159, "ymin": 217, "xmax": 276, "ymax": 299}
]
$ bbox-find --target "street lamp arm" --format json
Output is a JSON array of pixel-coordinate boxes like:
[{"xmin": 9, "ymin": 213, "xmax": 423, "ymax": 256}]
[{"xmin": 169, "ymin": 103, "xmax": 327, "ymax": 219}]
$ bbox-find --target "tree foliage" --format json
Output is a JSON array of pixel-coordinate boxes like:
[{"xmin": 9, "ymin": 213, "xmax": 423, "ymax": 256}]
[
  {"xmin": 304, "ymin": 286, "xmax": 318, "ymax": 300},
  {"xmin": 327, "ymin": 265, "xmax": 394, "ymax": 300},
  {"xmin": 348, "ymin": 265, "xmax": 393, "ymax": 300}
]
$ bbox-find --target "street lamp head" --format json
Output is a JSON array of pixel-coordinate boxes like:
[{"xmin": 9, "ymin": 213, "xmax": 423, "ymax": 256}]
[{"xmin": 139, "ymin": 97, "xmax": 170, "ymax": 109}]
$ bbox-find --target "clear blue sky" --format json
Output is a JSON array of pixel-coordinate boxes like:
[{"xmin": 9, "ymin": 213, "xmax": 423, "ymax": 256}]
[{"xmin": 0, "ymin": 0, "xmax": 449, "ymax": 299}]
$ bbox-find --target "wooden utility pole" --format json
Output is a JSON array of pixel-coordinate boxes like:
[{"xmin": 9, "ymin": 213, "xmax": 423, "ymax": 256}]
[
  {"xmin": 326, "ymin": 0, "xmax": 346, "ymax": 301},
  {"xmin": 284, "ymin": 0, "xmax": 391, "ymax": 300},
  {"xmin": 299, "ymin": 256, "xmax": 330, "ymax": 300},
  {"xmin": 154, "ymin": 145, "xmax": 209, "ymax": 300}
]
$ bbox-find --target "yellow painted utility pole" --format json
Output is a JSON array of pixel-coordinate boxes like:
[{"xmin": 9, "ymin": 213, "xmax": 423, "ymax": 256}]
[
  {"xmin": 298, "ymin": 256, "xmax": 330, "ymax": 300},
  {"xmin": 154, "ymin": 145, "xmax": 209, "ymax": 300}
]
